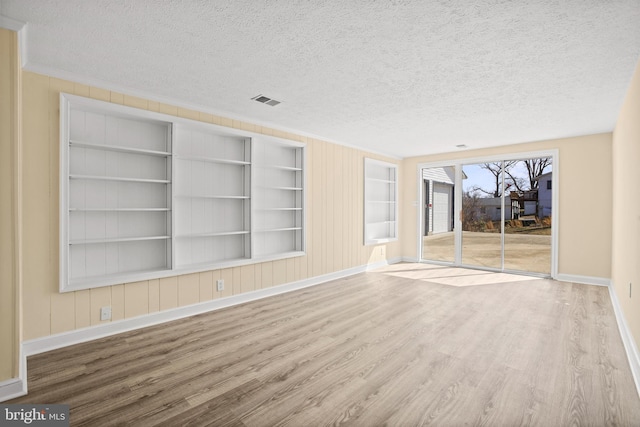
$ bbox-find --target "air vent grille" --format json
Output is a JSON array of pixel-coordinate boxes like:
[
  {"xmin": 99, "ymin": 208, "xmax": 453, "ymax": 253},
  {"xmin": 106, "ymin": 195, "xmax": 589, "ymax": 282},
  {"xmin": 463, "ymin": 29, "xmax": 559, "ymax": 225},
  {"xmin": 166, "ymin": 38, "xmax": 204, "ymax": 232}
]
[{"xmin": 252, "ymin": 94, "xmax": 282, "ymax": 107}]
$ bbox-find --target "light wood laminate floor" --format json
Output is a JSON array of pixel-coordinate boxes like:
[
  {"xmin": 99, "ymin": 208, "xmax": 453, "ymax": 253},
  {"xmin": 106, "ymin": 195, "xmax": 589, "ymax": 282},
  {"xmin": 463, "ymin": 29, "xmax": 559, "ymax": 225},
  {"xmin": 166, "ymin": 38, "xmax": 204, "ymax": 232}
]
[{"xmin": 10, "ymin": 264, "xmax": 640, "ymax": 426}]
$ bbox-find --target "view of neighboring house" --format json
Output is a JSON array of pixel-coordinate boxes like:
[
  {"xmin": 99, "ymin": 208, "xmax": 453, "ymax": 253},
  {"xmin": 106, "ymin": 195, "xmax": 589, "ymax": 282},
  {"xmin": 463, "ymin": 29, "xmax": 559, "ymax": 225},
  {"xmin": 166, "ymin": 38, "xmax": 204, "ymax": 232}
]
[
  {"xmin": 536, "ymin": 171, "xmax": 553, "ymax": 218},
  {"xmin": 478, "ymin": 195, "xmax": 512, "ymax": 221},
  {"xmin": 423, "ymin": 167, "xmax": 455, "ymax": 235},
  {"xmin": 473, "ymin": 170, "xmax": 552, "ymax": 223}
]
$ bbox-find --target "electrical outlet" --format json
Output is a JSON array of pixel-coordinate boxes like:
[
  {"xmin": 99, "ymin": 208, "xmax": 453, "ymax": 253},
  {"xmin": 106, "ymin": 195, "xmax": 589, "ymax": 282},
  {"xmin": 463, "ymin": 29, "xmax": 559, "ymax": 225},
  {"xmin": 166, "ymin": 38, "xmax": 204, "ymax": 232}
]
[
  {"xmin": 216, "ymin": 279, "xmax": 224, "ymax": 292},
  {"xmin": 100, "ymin": 306, "xmax": 112, "ymax": 321}
]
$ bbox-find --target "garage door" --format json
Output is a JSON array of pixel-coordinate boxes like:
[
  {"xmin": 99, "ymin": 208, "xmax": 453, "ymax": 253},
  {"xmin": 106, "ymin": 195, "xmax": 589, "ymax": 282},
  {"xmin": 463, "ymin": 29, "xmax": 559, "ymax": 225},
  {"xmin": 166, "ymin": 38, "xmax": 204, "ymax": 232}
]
[{"xmin": 432, "ymin": 183, "xmax": 452, "ymax": 234}]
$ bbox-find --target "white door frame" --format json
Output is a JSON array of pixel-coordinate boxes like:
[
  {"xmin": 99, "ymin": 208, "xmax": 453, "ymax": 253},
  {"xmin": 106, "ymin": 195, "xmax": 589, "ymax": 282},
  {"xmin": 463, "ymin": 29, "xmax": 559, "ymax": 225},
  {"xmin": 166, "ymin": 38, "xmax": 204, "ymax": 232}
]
[{"xmin": 416, "ymin": 149, "xmax": 559, "ymax": 279}]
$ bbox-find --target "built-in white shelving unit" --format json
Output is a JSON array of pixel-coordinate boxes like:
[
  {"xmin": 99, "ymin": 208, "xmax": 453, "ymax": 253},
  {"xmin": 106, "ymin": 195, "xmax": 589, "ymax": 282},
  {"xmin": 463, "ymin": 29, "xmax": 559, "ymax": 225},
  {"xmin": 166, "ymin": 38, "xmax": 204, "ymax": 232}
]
[
  {"xmin": 364, "ymin": 158, "xmax": 398, "ymax": 244},
  {"xmin": 173, "ymin": 125, "xmax": 251, "ymax": 268},
  {"xmin": 252, "ymin": 140, "xmax": 305, "ymax": 257},
  {"xmin": 60, "ymin": 94, "xmax": 306, "ymax": 292},
  {"xmin": 64, "ymin": 104, "xmax": 173, "ymax": 288}
]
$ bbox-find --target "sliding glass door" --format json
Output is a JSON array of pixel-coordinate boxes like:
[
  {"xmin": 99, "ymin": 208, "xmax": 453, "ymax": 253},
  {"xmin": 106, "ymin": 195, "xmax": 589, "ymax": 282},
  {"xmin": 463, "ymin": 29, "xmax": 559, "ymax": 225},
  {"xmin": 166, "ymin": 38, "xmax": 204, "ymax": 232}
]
[
  {"xmin": 420, "ymin": 155, "xmax": 554, "ymax": 276},
  {"xmin": 422, "ymin": 166, "xmax": 456, "ymax": 263},
  {"xmin": 461, "ymin": 162, "xmax": 502, "ymax": 269},
  {"xmin": 503, "ymin": 158, "xmax": 553, "ymax": 274}
]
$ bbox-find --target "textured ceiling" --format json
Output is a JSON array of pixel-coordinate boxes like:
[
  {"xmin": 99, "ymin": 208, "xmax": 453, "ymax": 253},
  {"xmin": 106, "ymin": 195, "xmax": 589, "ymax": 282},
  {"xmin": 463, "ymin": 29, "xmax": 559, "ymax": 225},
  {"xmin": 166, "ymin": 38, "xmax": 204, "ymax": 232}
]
[{"xmin": 3, "ymin": 0, "xmax": 640, "ymax": 158}]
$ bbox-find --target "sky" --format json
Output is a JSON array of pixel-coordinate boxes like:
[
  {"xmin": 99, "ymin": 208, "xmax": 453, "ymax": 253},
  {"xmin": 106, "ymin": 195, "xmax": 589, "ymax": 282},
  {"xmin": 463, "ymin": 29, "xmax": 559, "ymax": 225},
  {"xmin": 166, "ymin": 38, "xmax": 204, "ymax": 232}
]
[{"xmin": 461, "ymin": 159, "xmax": 552, "ymax": 196}]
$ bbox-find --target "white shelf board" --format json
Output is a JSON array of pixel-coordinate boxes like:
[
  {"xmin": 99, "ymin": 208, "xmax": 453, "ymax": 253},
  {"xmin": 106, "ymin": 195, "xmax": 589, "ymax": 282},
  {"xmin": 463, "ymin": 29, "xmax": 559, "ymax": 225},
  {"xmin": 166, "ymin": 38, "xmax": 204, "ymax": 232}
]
[
  {"xmin": 70, "ymin": 140, "xmax": 171, "ymax": 157},
  {"xmin": 69, "ymin": 235, "xmax": 171, "ymax": 245},
  {"xmin": 174, "ymin": 155, "xmax": 250, "ymax": 166},
  {"xmin": 69, "ymin": 174, "xmax": 171, "ymax": 184},
  {"xmin": 270, "ymin": 186, "xmax": 303, "ymax": 191},
  {"xmin": 175, "ymin": 230, "xmax": 250, "ymax": 238},
  {"xmin": 366, "ymin": 177, "xmax": 396, "ymax": 184},
  {"xmin": 255, "ymin": 227, "xmax": 302, "ymax": 232},
  {"xmin": 69, "ymin": 208, "xmax": 170, "ymax": 212},
  {"xmin": 175, "ymin": 195, "xmax": 249, "ymax": 199},
  {"xmin": 263, "ymin": 165, "xmax": 302, "ymax": 171}
]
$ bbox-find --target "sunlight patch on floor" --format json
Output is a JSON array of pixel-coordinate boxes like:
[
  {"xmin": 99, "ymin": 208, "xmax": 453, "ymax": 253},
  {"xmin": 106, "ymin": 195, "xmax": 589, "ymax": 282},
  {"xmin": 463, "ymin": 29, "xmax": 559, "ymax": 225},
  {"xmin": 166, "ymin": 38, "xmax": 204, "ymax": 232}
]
[{"xmin": 375, "ymin": 263, "xmax": 542, "ymax": 287}]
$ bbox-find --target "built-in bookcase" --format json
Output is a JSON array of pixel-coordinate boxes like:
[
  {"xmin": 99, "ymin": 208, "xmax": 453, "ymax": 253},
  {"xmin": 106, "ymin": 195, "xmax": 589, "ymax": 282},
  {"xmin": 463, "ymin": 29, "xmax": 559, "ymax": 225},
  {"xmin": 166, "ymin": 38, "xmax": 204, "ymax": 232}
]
[
  {"xmin": 65, "ymin": 107, "xmax": 173, "ymax": 287},
  {"xmin": 252, "ymin": 140, "xmax": 305, "ymax": 257},
  {"xmin": 364, "ymin": 158, "xmax": 398, "ymax": 245},
  {"xmin": 60, "ymin": 94, "xmax": 305, "ymax": 292},
  {"xmin": 173, "ymin": 125, "xmax": 251, "ymax": 268}
]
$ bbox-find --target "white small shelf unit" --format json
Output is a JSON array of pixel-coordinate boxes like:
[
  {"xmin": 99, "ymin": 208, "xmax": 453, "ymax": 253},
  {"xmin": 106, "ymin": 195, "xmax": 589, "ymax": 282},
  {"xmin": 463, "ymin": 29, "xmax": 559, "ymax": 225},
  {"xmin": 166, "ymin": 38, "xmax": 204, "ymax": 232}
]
[
  {"xmin": 252, "ymin": 140, "xmax": 305, "ymax": 258},
  {"xmin": 60, "ymin": 94, "xmax": 305, "ymax": 292},
  {"xmin": 364, "ymin": 158, "xmax": 398, "ymax": 245},
  {"xmin": 173, "ymin": 125, "xmax": 251, "ymax": 268}
]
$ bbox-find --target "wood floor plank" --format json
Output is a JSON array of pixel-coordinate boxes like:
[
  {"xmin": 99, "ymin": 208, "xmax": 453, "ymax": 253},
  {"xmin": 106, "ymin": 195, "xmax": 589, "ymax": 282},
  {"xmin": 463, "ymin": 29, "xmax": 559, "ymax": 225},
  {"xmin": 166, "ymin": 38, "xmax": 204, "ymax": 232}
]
[{"xmin": 8, "ymin": 264, "xmax": 640, "ymax": 426}]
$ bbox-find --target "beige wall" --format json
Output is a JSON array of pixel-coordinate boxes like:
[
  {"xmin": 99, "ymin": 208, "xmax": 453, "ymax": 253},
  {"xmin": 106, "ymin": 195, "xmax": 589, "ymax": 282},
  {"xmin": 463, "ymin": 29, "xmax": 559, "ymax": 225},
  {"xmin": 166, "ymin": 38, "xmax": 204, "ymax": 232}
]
[
  {"xmin": 612, "ymin": 59, "xmax": 640, "ymax": 346},
  {"xmin": 401, "ymin": 133, "xmax": 613, "ymax": 279},
  {"xmin": 0, "ymin": 28, "xmax": 20, "ymax": 382},
  {"xmin": 19, "ymin": 71, "xmax": 401, "ymax": 341}
]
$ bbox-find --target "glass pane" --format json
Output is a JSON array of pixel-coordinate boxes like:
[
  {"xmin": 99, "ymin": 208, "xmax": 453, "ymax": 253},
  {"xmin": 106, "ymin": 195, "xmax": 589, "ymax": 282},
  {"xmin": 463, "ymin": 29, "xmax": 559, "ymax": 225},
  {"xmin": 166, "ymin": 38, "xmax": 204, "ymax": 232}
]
[
  {"xmin": 503, "ymin": 157, "xmax": 552, "ymax": 274},
  {"xmin": 461, "ymin": 162, "xmax": 502, "ymax": 269},
  {"xmin": 422, "ymin": 166, "xmax": 456, "ymax": 263}
]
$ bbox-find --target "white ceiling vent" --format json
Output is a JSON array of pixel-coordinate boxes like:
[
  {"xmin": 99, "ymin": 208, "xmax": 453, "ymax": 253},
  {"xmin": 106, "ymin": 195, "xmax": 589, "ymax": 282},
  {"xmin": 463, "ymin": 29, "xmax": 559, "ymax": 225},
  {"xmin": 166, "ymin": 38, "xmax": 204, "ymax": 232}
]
[{"xmin": 252, "ymin": 94, "xmax": 281, "ymax": 107}]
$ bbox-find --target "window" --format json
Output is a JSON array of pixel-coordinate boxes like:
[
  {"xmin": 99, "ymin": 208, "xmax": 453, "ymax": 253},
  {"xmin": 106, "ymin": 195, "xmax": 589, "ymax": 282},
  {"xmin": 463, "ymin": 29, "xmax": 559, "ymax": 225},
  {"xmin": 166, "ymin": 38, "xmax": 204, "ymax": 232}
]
[
  {"xmin": 547, "ymin": 180, "xmax": 552, "ymax": 190},
  {"xmin": 364, "ymin": 158, "xmax": 398, "ymax": 244},
  {"xmin": 60, "ymin": 94, "xmax": 305, "ymax": 292}
]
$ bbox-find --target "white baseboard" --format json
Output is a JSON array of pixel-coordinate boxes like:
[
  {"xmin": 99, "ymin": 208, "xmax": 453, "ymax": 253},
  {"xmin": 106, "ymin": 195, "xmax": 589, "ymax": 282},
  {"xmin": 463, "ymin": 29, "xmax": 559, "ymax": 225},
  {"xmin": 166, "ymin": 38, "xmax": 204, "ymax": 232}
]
[
  {"xmin": 0, "ymin": 377, "xmax": 26, "ymax": 402},
  {"xmin": 22, "ymin": 258, "xmax": 400, "ymax": 358},
  {"xmin": 0, "ymin": 347, "xmax": 28, "ymax": 402},
  {"xmin": 556, "ymin": 273, "xmax": 611, "ymax": 287},
  {"xmin": 608, "ymin": 283, "xmax": 640, "ymax": 398},
  {"xmin": 20, "ymin": 257, "xmax": 638, "ymax": 404},
  {"xmin": 556, "ymin": 274, "xmax": 639, "ymax": 396},
  {"xmin": 6, "ymin": 258, "xmax": 399, "ymax": 403}
]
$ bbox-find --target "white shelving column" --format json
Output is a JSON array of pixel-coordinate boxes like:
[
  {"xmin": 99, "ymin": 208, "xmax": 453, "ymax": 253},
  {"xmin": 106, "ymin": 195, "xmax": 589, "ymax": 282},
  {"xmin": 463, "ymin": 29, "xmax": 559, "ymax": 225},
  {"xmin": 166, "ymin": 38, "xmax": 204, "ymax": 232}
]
[
  {"xmin": 172, "ymin": 124, "xmax": 251, "ymax": 268},
  {"xmin": 63, "ymin": 104, "xmax": 173, "ymax": 289},
  {"xmin": 252, "ymin": 138, "xmax": 305, "ymax": 258},
  {"xmin": 364, "ymin": 158, "xmax": 398, "ymax": 244}
]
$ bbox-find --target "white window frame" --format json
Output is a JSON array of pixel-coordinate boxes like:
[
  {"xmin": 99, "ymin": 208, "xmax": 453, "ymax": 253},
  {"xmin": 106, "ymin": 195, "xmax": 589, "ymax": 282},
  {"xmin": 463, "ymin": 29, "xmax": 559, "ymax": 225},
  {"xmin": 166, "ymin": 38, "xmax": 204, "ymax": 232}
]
[{"xmin": 416, "ymin": 149, "xmax": 559, "ymax": 278}]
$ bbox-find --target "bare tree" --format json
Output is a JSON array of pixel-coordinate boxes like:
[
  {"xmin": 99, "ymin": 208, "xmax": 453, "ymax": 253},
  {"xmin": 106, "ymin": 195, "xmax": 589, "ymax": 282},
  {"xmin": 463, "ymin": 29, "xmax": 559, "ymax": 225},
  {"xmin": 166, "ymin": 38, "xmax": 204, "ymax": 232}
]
[
  {"xmin": 522, "ymin": 157, "xmax": 552, "ymax": 189},
  {"xmin": 461, "ymin": 191, "xmax": 483, "ymax": 231},
  {"xmin": 471, "ymin": 161, "xmax": 517, "ymax": 197}
]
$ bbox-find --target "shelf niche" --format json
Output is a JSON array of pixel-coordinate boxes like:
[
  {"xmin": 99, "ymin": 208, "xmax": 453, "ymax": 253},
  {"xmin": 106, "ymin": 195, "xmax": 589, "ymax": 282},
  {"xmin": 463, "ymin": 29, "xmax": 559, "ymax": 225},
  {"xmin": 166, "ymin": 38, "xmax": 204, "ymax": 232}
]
[
  {"xmin": 60, "ymin": 93, "xmax": 306, "ymax": 292},
  {"xmin": 364, "ymin": 158, "xmax": 398, "ymax": 245}
]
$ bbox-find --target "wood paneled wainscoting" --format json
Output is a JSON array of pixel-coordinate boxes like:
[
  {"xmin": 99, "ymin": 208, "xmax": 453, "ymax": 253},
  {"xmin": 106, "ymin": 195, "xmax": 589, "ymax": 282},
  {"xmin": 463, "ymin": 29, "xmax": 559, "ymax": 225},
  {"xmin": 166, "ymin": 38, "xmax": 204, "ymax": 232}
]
[{"xmin": 9, "ymin": 264, "xmax": 640, "ymax": 426}]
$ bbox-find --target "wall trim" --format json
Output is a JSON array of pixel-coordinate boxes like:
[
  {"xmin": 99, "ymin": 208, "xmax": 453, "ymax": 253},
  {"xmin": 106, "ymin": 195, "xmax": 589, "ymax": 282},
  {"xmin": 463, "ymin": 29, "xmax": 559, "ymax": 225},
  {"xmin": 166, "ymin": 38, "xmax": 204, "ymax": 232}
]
[
  {"xmin": 608, "ymin": 282, "xmax": 640, "ymax": 398},
  {"xmin": 556, "ymin": 273, "xmax": 611, "ymax": 287},
  {"xmin": 22, "ymin": 258, "xmax": 401, "ymax": 358},
  {"xmin": 0, "ymin": 377, "xmax": 26, "ymax": 403},
  {"xmin": 0, "ymin": 15, "xmax": 24, "ymax": 32},
  {"xmin": 0, "ymin": 345, "xmax": 26, "ymax": 401},
  {"xmin": 0, "ymin": 15, "xmax": 27, "ymax": 68},
  {"xmin": 558, "ymin": 274, "xmax": 640, "ymax": 397},
  {"xmin": 1, "ymin": 257, "xmax": 399, "ymax": 402}
]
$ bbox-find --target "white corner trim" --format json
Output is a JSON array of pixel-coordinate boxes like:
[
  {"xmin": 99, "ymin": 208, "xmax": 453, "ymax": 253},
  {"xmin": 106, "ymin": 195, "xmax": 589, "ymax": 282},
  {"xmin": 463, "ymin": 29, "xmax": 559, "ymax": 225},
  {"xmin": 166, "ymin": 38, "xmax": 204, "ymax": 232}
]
[
  {"xmin": 608, "ymin": 283, "xmax": 640, "ymax": 398},
  {"xmin": 0, "ymin": 15, "xmax": 25, "ymax": 31},
  {"xmin": 0, "ymin": 346, "xmax": 28, "ymax": 403},
  {"xmin": 0, "ymin": 377, "xmax": 26, "ymax": 403},
  {"xmin": 0, "ymin": 15, "xmax": 27, "ymax": 68},
  {"xmin": 555, "ymin": 273, "xmax": 611, "ymax": 287},
  {"xmin": 22, "ymin": 258, "xmax": 401, "ymax": 357}
]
